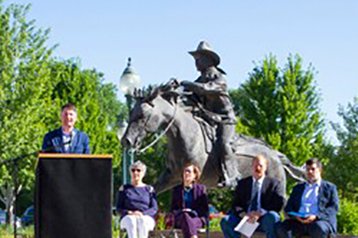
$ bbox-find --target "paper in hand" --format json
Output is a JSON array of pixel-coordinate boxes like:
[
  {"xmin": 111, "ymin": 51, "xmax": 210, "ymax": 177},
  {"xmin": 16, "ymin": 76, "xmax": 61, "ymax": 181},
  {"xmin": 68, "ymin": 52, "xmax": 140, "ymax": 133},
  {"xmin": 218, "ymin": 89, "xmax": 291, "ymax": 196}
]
[{"xmin": 234, "ymin": 215, "xmax": 259, "ymax": 238}]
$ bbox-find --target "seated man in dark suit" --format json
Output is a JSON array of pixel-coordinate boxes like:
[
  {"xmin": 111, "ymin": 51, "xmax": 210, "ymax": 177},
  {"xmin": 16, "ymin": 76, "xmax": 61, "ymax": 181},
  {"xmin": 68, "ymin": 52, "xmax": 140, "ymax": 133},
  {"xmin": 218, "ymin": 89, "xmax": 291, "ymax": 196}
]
[
  {"xmin": 275, "ymin": 158, "xmax": 339, "ymax": 238},
  {"xmin": 42, "ymin": 103, "xmax": 90, "ymax": 154},
  {"xmin": 220, "ymin": 154, "xmax": 285, "ymax": 238}
]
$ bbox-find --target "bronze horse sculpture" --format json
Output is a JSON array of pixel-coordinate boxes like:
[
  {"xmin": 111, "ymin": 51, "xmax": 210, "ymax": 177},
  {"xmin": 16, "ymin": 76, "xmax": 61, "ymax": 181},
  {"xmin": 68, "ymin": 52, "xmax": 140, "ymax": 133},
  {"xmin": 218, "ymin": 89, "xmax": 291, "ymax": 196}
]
[{"xmin": 121, "ymin": 81, "xmax": 304, "ymax": 193}]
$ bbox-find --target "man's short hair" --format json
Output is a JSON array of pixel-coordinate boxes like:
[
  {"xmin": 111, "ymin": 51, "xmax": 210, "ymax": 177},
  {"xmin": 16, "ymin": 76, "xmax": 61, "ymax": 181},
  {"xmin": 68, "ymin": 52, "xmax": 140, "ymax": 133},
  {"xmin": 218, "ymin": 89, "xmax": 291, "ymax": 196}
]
[
  {"xmin": 252, "ymin": 154, "xmax": 269, "ymax": 167},
  {"xmin": 305, "ymin": 157, "xmax": 323, "ymax": 169},
  {"xmin": 61, "ymin": 103, "xmax": 77, "ymax": 113}
]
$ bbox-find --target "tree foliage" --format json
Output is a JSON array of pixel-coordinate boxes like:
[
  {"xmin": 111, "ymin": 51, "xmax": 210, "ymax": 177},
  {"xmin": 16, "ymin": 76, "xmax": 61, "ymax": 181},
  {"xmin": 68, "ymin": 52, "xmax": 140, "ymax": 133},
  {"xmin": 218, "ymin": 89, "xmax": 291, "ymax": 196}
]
[
  {"xmin": 0, "ymin": 3, "xmax": 124, "ymax": 221},
  {"xmin": 230, "ymin": 54, "xmax": 326, "ymax": 166},
  {"xmin": 44, "ymin": 59, "xmax": 123, "ymax": 160},
  {"xmin": 337, "ymin": 197, "xmax": 358, "ymax": 235},
  {"xmin": 0, "ymin": 3, "xmax": 54, "ymax": 220},
  {"xmin": 328, "ymin": 97, "xmax": 358, "ymax": 200}
]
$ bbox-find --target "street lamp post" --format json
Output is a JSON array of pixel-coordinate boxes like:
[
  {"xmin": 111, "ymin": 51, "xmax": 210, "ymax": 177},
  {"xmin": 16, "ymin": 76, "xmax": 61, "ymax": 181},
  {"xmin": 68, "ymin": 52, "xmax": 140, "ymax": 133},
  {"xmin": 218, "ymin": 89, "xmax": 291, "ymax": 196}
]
[{"xmin": 119, "ymin": 57, "xmax": 141, "ymax": 184}]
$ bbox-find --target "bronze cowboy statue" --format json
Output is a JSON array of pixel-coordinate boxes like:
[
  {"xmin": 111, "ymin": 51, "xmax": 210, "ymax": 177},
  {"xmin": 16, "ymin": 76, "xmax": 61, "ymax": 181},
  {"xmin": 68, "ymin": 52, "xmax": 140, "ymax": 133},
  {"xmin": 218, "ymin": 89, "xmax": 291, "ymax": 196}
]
[
  {"xmin": 181, "ymin": 41, "xmax": 237, "ymax": 186},
  {"xmin": 121, "ymin": 41, "xmax": 304, "ymax": 193}
]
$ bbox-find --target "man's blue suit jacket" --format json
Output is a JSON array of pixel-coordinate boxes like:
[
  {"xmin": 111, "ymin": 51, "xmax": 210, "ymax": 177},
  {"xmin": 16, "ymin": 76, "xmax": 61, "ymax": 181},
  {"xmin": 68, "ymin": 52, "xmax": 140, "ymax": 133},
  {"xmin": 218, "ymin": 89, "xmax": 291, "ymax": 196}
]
[
  {"xmin": 42, "ymin": 127, "xmax": 90, "ymax": 154},
  {"xmin": 284, "ymin": 180, "xmax": 339, "ymax": 233}
]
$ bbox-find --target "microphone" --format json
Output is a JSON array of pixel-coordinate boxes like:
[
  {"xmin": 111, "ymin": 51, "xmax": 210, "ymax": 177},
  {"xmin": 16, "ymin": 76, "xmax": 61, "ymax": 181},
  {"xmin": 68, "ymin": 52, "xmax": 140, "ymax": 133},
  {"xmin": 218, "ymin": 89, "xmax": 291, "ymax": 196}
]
[
  {"xmin": 41, "ymin": 140, "xmax": 69, "ymax": 153},
  {"xmin": 41, "ymin": 132, "xmax": 73, "ymax": 153},
  {"xmin": 68, "ymin": 132, "xmax": 73, "ymax": 147},
  {"xmin": 63, "ymin": 132, "xmax": 73, "ymax": 153},
  {"xmin": 69, "ymin": 132, "xmax": 75, "ymax": 152}
]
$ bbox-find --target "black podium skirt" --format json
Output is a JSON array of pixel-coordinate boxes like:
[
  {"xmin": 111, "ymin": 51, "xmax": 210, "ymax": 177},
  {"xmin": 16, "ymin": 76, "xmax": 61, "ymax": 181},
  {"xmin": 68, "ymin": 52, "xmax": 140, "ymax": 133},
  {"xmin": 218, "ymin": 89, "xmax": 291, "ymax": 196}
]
[{"xmin": 35, "ymin": 153, "xmax": 112, "ymax": 238}]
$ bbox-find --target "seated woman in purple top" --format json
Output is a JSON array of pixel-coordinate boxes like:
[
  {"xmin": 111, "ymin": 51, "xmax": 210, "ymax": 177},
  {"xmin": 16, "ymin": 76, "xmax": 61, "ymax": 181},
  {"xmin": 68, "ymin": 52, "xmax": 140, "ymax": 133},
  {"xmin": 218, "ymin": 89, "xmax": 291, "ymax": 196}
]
[
  {"xmin": 116, "ymin": 161, "xmax": 158, "ymax": 238},
  {"xmin": 169, "ymin": 162, "xmax": 209, "ymax": 238}
]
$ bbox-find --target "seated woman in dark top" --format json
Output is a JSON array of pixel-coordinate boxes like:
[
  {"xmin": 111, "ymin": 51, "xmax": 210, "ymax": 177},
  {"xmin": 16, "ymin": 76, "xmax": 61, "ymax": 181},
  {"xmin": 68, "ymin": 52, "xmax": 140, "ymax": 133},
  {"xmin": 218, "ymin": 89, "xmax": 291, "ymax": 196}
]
[
  {"xmin": 116, "ymin": 160, "xmax": 158, "ymax": 238},
  {"xmin": 169, "ymin": 162, "xmax": 209, "ymax": 238}
]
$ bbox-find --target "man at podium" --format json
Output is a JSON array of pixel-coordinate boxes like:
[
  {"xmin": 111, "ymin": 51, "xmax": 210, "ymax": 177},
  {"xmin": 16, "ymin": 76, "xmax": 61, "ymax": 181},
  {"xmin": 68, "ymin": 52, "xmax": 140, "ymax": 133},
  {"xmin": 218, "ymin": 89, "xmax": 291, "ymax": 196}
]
[{"xmin": 42, "ymin": 103, "xmax": 90, "ymax": 154}]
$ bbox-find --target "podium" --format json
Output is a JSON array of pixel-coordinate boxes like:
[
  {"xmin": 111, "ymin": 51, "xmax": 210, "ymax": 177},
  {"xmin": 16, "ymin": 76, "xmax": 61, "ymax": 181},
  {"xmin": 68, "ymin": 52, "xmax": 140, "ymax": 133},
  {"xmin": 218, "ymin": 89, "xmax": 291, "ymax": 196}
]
[{"xmin": 35, "ymin": 153, "xmax": 112, "ymax": 238}]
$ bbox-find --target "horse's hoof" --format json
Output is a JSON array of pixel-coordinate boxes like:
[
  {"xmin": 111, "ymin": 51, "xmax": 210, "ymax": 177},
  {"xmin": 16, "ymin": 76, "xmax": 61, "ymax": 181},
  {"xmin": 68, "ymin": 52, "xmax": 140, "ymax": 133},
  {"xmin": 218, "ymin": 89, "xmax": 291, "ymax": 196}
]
[{"xmin": 217, "ymin": 182, "xmax": 226, "ymax": 188}]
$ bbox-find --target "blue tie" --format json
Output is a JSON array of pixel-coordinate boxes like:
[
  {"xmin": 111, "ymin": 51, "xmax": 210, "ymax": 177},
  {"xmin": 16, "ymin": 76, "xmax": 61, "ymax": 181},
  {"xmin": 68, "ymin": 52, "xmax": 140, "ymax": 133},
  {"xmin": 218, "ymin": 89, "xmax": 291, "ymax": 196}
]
[{"xmin": 250, "ymin": 181, "xmax": 259, "ymax": 211}]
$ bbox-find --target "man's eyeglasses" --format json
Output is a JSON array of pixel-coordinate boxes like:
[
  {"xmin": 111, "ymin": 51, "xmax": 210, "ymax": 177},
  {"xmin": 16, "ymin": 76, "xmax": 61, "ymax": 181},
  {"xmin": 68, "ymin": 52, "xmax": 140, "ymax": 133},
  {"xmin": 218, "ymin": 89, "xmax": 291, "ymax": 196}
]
[{"xmin": 131, "ymin": 168, "xmax": 141, "ymax": 173}]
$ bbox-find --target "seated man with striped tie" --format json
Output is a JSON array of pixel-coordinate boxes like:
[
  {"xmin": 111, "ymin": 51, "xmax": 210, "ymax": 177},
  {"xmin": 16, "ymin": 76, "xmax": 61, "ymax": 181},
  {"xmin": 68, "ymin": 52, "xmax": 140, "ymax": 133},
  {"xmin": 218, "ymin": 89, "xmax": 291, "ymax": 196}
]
[{"xmin": 220, "ymin": 154, "xmax": 285, "ymax": 238}]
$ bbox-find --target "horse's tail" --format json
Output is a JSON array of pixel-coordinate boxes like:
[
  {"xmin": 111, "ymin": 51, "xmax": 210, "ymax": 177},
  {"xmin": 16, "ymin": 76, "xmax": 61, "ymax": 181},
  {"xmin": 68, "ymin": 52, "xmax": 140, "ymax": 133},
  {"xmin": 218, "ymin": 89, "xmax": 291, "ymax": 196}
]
[{"xmin": 278, "ymin": 153, "xmax": 306, "ymax": 182}]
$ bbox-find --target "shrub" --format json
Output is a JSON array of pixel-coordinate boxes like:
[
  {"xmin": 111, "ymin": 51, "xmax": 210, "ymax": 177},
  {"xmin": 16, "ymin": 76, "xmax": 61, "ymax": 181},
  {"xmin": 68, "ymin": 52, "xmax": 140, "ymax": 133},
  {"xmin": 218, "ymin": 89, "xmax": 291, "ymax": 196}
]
[
  {"xmin": 155, "ymin": 212, "xmax": 166, "ymax": 230},
  {"xmin": 209, "ymin": 217, "xmax": 222, "ymax": 231},
  {"xmin": 0, "ymin": 224, "xmax": 34, "ymax": 238},
  {"xmin": 337, "ymin": 197, "xmax": 358, "ymax": 235},
  {"xmin": 208, "ymin": 187, "xmax": 233, "ymax": 213}
]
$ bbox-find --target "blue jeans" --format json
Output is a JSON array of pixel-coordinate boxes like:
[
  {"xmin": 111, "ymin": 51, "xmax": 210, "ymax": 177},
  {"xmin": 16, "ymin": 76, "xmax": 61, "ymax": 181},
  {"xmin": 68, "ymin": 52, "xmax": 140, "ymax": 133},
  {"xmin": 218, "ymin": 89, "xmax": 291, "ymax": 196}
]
[
  {"xmin": 275, "ymin": 219, "xmax": 332, "ymax": 238},
  {"xmin": 220, "ymin": 211, "xmax": 280, "ymax": 238}
]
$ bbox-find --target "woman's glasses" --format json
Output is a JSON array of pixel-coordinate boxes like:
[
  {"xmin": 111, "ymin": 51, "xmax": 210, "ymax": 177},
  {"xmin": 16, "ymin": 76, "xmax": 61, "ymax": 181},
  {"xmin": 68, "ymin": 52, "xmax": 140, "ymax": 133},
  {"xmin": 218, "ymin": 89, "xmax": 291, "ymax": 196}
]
[
  {"xmin": 184, "ymin": 169, "xmax": 193, "ymax": 174},
  {"xmin": 131, "ymin": 168, "xmax": 141, "ymax": 173}
]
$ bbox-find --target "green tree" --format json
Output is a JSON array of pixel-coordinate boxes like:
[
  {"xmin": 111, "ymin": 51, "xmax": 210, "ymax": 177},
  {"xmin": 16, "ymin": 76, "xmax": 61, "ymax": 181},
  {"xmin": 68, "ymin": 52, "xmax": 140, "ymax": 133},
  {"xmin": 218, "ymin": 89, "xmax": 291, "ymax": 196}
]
[
  {"xmin": 0, "ymin": 3, "xmax": 54, "ymax": 223},
  {"xmin": 44, "ymin": 59, "xmax": 123, "ymax": 156},
  {"xmin": 328, "ymin": 97, "xmax": 358, "ymax": 201},
  {"xmin": 0, "ymin": 3, "xmax": 125, "ymax": 224},
  {"xmin": 44, "ymin": 59, "xmax": 125, "ymax": 199},
  {"xmin": 337, "ymin": 197, "xmax": 358, "ymax": 235},
  {"xmin": 231, "ymin": 54, "xmax": 326, "ymax": 166}
]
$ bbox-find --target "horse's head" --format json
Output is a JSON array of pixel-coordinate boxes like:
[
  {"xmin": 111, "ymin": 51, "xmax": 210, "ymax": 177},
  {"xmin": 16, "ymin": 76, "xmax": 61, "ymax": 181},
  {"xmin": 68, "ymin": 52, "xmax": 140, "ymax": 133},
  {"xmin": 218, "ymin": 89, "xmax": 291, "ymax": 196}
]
[{"xmin": 121, "ymin": 80, "xmax": 179, "ymax": 150}]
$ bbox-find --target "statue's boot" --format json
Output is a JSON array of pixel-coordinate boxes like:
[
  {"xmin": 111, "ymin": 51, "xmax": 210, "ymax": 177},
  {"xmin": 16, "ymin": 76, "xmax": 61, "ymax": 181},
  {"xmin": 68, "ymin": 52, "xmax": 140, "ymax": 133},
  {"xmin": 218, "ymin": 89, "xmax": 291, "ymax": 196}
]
[{"xmin": 217, "ymin": 157, "xmax": 240, "ymax": 188}]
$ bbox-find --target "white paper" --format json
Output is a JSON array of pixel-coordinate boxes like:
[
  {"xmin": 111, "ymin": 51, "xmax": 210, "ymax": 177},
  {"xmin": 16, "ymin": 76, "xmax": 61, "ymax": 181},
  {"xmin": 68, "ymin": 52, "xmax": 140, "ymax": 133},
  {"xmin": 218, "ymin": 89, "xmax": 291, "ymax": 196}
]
[{"xmin": 234, "ymin": 215, "xmax": 260, "ymax": 238}]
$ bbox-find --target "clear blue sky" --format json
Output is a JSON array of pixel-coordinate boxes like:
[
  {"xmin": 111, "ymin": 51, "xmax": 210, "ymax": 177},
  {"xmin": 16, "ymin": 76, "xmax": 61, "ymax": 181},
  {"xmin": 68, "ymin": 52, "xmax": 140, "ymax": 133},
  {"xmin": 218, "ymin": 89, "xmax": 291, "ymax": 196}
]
[{"xmin": 6, "ymin": 0, "xmax": 358, "ymax": 143}]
